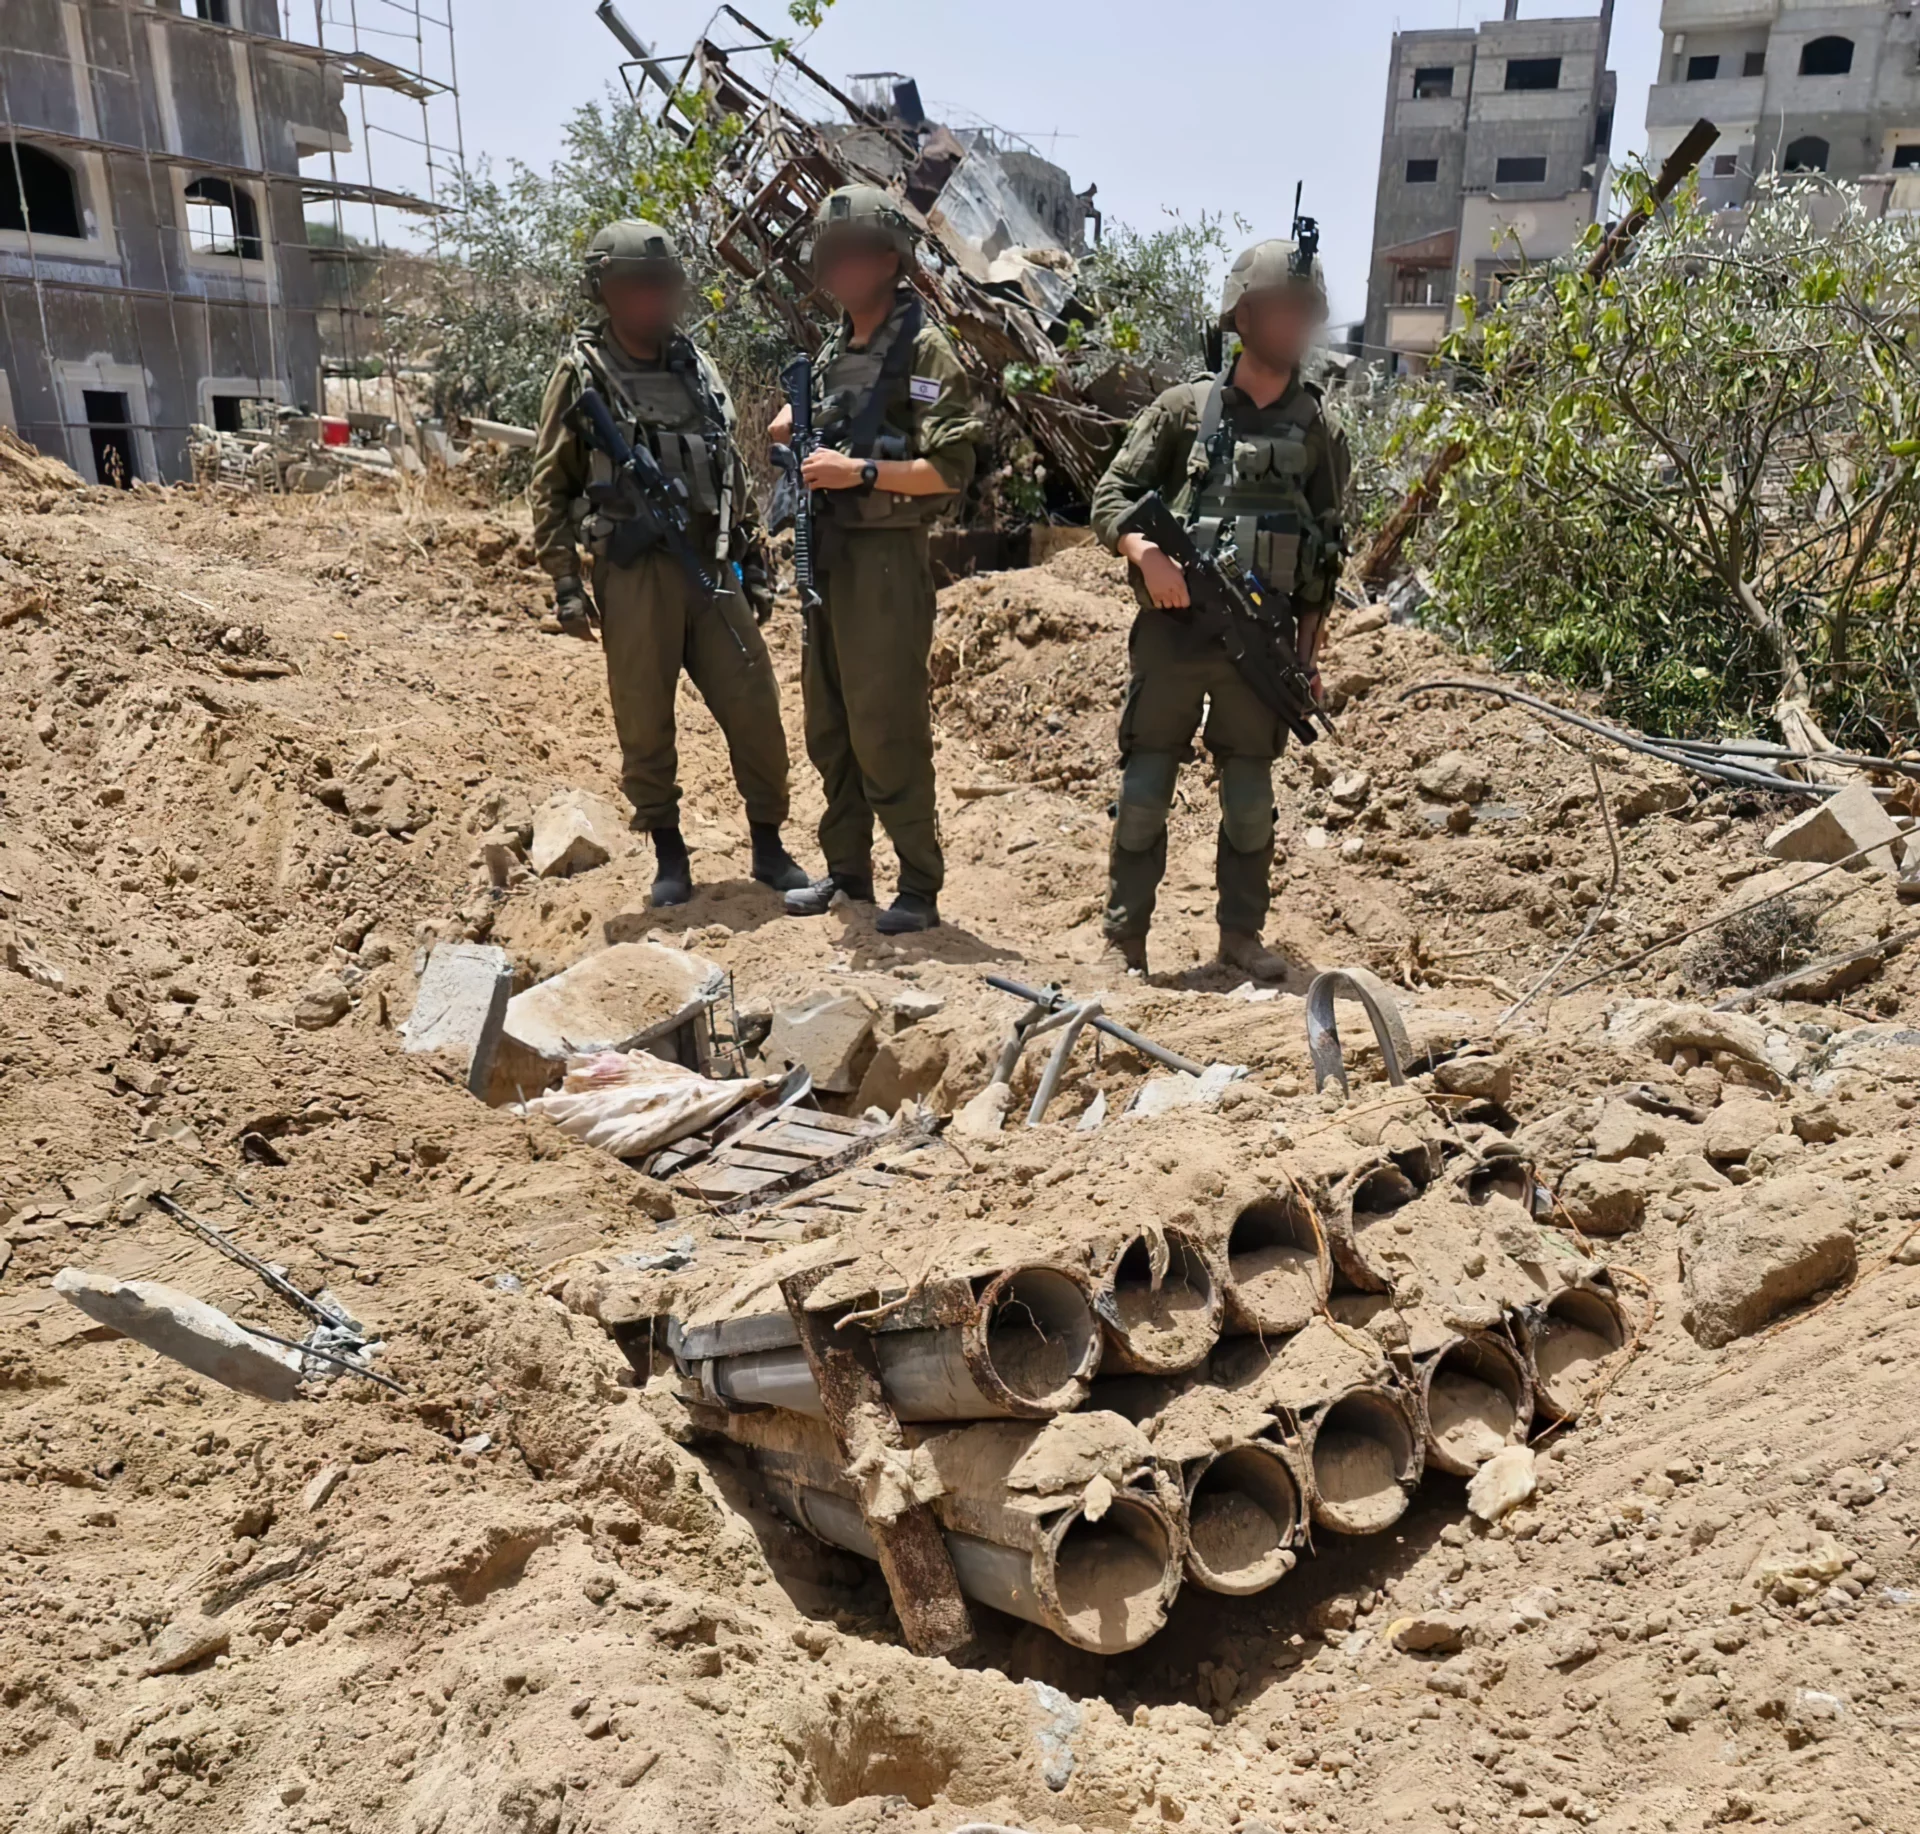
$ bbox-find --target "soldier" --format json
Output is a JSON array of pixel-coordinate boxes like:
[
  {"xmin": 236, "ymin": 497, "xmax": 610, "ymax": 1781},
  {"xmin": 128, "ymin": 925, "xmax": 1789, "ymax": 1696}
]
[
  {"xmin": 529, "ymin": 219, "xmax": 809, "ymax": 907},
  {"xmin": 1089, "ymin": 236, "xmax": 1350, "ymax": 980},
  {"xmin": 770, "ymin": 186, "xmax": 985, "ymax": 935}
]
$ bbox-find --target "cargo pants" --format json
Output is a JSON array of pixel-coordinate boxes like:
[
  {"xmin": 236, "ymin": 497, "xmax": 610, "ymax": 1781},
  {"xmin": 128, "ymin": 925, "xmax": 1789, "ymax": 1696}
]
[
  {"xmin": 1103, "ymin": 608, "xmax": 1284, "ymax": 941},
  {"xmin": 595, "ymin": 549, "xmax": 790, "ymax": 830},
  {"xmin": 804, "ymin": 525, "xmax": 945, "ymax": 898}
]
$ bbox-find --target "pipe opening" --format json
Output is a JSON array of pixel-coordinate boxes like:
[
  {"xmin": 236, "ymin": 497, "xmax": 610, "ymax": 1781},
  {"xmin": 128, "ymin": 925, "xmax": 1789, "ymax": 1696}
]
[
  {"xmin": 1351, "ymin": 1164, "xmax": 1418, "ymax": 1222},
  {"xmin": 1426, "ymin": 1336, "xmax": 1529, "ymax": 1474},
  {"xmin": 1048, "ymin": 1495, "xmax": 1176, "ymax": 1654},
  {"xmin": 1105, "ymin": 1232, "xmax": 1219, "ymax": 1372},
  {"xmin": 1226, "ymin": 1195, "xmax": 1326, "ymax": 1331},
  {"xmin": 980, "ymin": 1267, "xmax": 1100, "ymax": 1410},
  {"xmin": 1186, "ymin": 1444, "xmax": 1303, "ymax": 1594},
  {"xmin": 1462, "ymin": 1161, "xmax": 1531, "ymax": 1208},
  {"xmin": 1311, "ymin": 1387, "xmax": 1417, "ymax": 1534},
  {"xmin": 1532, "ymin": 1287, "xmax": 1626, "ymax": 1421}
]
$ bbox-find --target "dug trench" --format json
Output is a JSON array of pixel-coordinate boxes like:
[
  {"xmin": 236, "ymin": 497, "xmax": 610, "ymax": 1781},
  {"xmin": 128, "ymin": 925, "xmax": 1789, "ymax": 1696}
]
[{"xmin": 4, "ymin": 463, "xmax": 1920, "ymax": 1832}]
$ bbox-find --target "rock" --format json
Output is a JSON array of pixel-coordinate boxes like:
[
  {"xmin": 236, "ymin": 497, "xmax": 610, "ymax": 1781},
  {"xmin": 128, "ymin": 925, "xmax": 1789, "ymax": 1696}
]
[
  {"xmin": 1791, "ymin": 1100, "xmax": 1845, "ymax": 1145},
  {"xmin": 401, "ymin": 942, "xmax": 513, "ymax": 1084},
  {"xmin": 1556, "ymin": 1160, "xmax": 1648, "ymax": 1236},
  {"xmin": 1414, "ymin": 751, "xmax": 1489, "ymax": 804},
  {"xmin": 293, "ymin": 975, "xmax": 352, "ymax": 1031},
  {"xmin": 1434, "ymin": 1052, "xmax": 1512, "ymax": 1105},
  {"xmin": 890, "ymin": 987, "xmax": 946, "ymax": 1026},
  {"xmin": 489, "ymin": 940, "xmax": 724, "ymax": 1103},
  {"xmin": 54, "ymin": 1268, "xmax": 304, "ymax": 1401},
  {"xmin": 1661, "ymin": 1154, "xmax": 1731, "ymax": 1194},
  {"xmin": 954, "ymin": 1079, "xmax": 1012, "ymax": 1138},
  {"xmin": 1467, "ymin": 1445, "xmax": 1537, "ymax": 1522},
  {"xmin": 855, "ymin": 1028, "xmax": 950, "ymax": 1114},
  {"xmin": 1127, "ymin": 1062, "xmax": 1243, "ymax": 1118},
  {"xmin": 1309, "ymin": 1594, "xmax": 1360, "ymax": 1635},
  {"xmin": 1390, "ymin": 1612, "xmax": 1470, "ymax": 1654},
  {"xmin": 764, "ymin": 991, "xmax": 878, "ymax": 1095},
  {"xmin": 1614, "ymin": 777, "xmax": 1691, "ymax": 824},
  {"xmin": 302, "ymin": 1464, "xmax": 347, "ymax": 1512},
  {"xmin": 342, "ymin": 764, "xmax": 425, "ymax": 837},
  {"xmin": 1544, "ymin": 1619, "xmax": 1599, "ymax": 1668},
  {"xmin": 1679, "ymin": 1173, "xmax": 1858, "ymax": 1347},
  {"xmin": 1592, "ymin": 1099, "xmax": 1675, "ymax": 1162},
  {"xmin": 142, "ymin": 1612, "xmax": 229, "ymax": 1676},
  {"xmin": 1664, "ymin": 1674, "xmax": 1728, "ymax": 1730},
  {"xmin": 1329, "ymin": 770, "xmax": 1372, "ymax": 808},
  {"xmin": 529, "ymin": 791, "xmax": 624, "ymax": 878},
  {"xmin": 1321, "ymin": 665, "xmax": 1376, "ymax": 713},
  {"xmin": 1611, "ymin": 1001, "xmax": 1773, "ymax": 1071},
  {"xmin": 1766, "ymin": 781, "xmax": 1905, "ymax": 874},
  {"xmin": 1702, "ymin": 1098, "xmax": 1785, "ymax": 1163}
]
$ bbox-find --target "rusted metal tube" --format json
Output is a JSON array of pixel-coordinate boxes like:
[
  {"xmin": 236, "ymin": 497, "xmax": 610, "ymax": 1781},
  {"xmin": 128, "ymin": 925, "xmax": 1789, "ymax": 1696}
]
[
  {"xmin": 1180, "ymin": 1438, "xmax": 1307, "ymax": 1595},
  {"xmin": 1523, "ymin": 1285, "xmax": 1627, "ymax": 1423},
  {"xmin": 1300, "ymin": 1382, "xmax": 1423, "ymax": 1536},
  {"xmin": 1094, "ymin": 1227, "xmax": 1224, "ymax": 1376},
  {"xmin": 1218, "ymin": 1192, "xmax": 1332, "ymax": 1336},
  {"xmin": 1417, "ymin": 1331, "xmax": 1533, "ymax": 1477}
]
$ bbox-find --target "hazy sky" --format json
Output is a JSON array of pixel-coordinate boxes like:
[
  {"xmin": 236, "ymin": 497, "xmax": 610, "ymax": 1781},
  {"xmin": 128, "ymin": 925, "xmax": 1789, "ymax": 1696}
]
[{"xmin": 433, "ymin": 0, "xmax": 1664, "ymax": 323}]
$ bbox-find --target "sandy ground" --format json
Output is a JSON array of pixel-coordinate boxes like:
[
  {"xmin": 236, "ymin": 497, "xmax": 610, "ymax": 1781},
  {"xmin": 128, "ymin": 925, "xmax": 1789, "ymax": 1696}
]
[{"xmin": 3, "ymin": 454, "xmax": 1920, "ymax": 1834}]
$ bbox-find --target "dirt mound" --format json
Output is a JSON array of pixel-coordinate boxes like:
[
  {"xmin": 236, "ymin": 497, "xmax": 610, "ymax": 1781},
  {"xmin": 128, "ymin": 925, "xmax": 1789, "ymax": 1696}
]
[
  {"xmin": 0, "ymin": 427, "xmax": 81, "ymax": 499},
  {"xmin": 1, "ymin": 480, "xmax": 1918, "ymax": 1834}
]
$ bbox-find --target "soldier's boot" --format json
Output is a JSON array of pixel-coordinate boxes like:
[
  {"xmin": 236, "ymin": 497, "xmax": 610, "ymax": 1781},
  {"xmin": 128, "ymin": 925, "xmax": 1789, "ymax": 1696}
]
[
  {"xmin": 749, "ymin": 822, "xmax": 810, "ymax": 894},
  {"xmin": 784, "ymin": 869, "xmax": 876, "ymax": 917},
  {"xmin": 1218, "ymin": 928, "xmax": 1292, "ymax": 984},
  {"xmin": 649, "ymin": 828, "xmax": 693, "ymax": 908},
  {"xmin": 875, "ymin": 891, "xmax": 940, "ymax": 936},
  {"xmin": 1100, "ymin": 934, "xmax": 1149, "ymax": 977}
]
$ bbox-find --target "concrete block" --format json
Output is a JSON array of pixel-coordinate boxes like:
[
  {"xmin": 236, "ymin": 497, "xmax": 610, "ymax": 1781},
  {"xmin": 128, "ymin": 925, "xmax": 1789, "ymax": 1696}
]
[
  {"xmin": 1766, "ymin": 782, "xmax": 1904, "ymax": 873},
  {"xmin": 764, "ymin": 991, "xmax": 877, "ymax": 1095},
  {"xmin": 401, "ymin": 942, "xmax": 512, "ymax": 1090},
  {"xmin": 529, "ymin": 790, "xmax": 625, "ymax": 878},
  {"xmin": 1679, "ymin": 1173, "xmax": 1857, "ymax": 1348},
  {"xmin": 53, "ymin": 1267, "xmax": 303, "ymax": 1400}
]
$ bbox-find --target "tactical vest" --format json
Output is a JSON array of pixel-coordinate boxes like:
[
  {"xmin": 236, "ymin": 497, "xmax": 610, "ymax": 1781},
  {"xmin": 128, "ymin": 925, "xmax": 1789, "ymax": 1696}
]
[
  {"xmin": 569, "ymin": 332, "xmax": 731, "ymax": 547},
  {"xmin": 815, "ymin": 294, "xmax": 941, "ymax": 532},
  {"xmin": 1182, "ymin": 370, "xmax": 1334, "ymax": 602}
]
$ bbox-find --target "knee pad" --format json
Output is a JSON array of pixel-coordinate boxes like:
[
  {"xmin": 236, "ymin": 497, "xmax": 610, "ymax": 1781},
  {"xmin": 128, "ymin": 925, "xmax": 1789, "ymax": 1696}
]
[
  {"xmin": 1113, "ymin": 750, "xmax": 1180, "ymax": 852},
  {"xmin": 1219, "ymin": 756, "xmax": 1276, "ymax": 853}
]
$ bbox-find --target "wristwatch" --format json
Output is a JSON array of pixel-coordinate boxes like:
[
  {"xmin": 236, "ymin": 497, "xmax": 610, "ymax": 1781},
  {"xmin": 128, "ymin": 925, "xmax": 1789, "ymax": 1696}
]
[{"xmin": 859, "ymin": 460, "xmax": 879, "ymax": 489}]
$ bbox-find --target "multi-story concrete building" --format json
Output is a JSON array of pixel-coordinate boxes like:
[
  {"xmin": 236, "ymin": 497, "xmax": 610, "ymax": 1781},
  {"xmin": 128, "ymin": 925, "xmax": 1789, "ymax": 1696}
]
[
  {"xmin": 1363, "ymin": 2, "xmax": 1618, "ymax": 372},
  {"xmin": 1, "ymin": 2, "xmax": 442, "ymax": 485},
  {"xmin": 1644, "ymin": 0, "xmax": 1920, "ymax": 213}
]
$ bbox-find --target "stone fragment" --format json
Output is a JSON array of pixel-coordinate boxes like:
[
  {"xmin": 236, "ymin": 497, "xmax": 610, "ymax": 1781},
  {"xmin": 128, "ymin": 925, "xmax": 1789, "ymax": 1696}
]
[
  {"xmin": 1467, "ymin": 1445, "xmax": 1537, "ymax": 1522},
  {"xmin": 54, "ymin": 1268, "xmax": 304, "ymax": 1401},
  {"xmin": 1127, "ymin": 1062, "xmax": 1242, "ymax": 1118},
  {"xmin": 1434, "ymin": 1052, "xmax": 1512, "ymax": 1105},
  {"xmin": 1390, "ymin": 1612, "xmax": 1470, "ymax": 1655},
  {"xmin": 1592, "ymin": 1099, "xmax": 1674, "ymax": 1162},
  {"xmin": 890, "ymin": 987, "xmax": 947, "ymax": 1026},
  {"xmin": 143, "ymin": 1612, "xmax": 229, "ymax": 1676},
  {"xmin": 302, "ymin": 1464, "xmax": 346, "ymax": 1513},
  {"xmin": 530, "ymin": 791, "xmax": 624, "ymax": 878},
  {"xmin": 1766, "ymin": 781, "xmax": 1905, "ymax": 874},
  {"xmin": 401, "ymin": 942, "xmax": 512, "ymax": 1082},
  {"xmin": 764, "ymin": 991, "xmax": 878, "ymax": 1095},
  {"xmin": 1614, "ymin": 777, "xmax": 1691, "ymax": 823},
  {"xmin": 1329, "ymin": 770, "xmax": 1371, "ymax": 808},
  {"xmin": 1414, "ymin": 751, "xmax": 1489, "ymax": 803},
  {"xmin": 342, "ymin": 764, "xmax": 425, "ymax": 837},
  {"xmin": 854, "ymin": 1028, "xmax": 950, "ymax": 1115},
  {"xmin": 1556, "ymin": 1159, "xmax": 1648, "ymax": 1236},
  {"xmin": 1345, "ymin": 604, "xmax": 1390, "ymax": 635},
  {"xmin": 1703, "ymin": 1098, "xmax": 1785, "ymax": 1163},
  {"xmin": 293, "ymin": 975, "xmax": 351, "ymax": 1031},
  {"xmin": 1679, "ymin": 1173, "xmax": 1857, "ymax": 1347},
  {"xmin": 1611, "ymin": 1001, "xmax": 1773, "ymax": 1071}
]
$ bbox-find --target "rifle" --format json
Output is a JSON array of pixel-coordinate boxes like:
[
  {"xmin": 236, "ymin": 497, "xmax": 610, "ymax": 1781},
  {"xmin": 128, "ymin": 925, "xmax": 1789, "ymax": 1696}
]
[
  {"xmin": 575, "ymin": 386, "xmax": 716, "ymax": 598},
  {"xmin": 1290, "ymin": 181, "xmax": 1319, "ymax": 278},
  {"xmin": 1116, "ymin": 491, "xmax": 1332, "ymax": 746},
  {"xmin": 771, "ymin": 353, "xmax": 822, "ymax": 614}
]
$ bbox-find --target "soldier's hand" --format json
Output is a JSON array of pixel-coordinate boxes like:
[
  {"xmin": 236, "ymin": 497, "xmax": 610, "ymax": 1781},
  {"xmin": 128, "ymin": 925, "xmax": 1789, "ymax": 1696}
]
[
  {"xmin": 768, "ymin": 403, "xmax": 794, "ymax": 446},
  {"xmin": 1122, "ymin": 537, "xmax": 1191, "ymax": 612},
  {"xmin": 802, "ymin": 448, "xmax": 867, "ymax": 491},
  {"xmin": 741, "ymin": 560, "xmax": 776, "ymax": 625},
  {"xmin": 552, "ymin": 577, "xmax": 597, "ymax": 642}
]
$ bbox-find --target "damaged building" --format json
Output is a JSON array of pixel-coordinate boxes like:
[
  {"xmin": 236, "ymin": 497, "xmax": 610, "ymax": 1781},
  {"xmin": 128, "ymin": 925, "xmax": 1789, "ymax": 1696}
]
[{"xmin": 0, "ymin": 1, "xmax": 448, "ymax": 486}]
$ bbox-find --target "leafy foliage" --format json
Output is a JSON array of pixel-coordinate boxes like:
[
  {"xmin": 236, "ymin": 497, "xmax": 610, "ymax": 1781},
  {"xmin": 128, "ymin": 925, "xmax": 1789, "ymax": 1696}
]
[{"xmin": 1392, "ymin": 174, "xmax": 1920, "ymax": 744}]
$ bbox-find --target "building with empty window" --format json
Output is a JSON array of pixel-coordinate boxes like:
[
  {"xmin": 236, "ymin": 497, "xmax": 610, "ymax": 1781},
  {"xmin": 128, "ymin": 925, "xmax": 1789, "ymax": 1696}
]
[
  {"xmin": 1362, "ymin": 1, "xmax": 1619, "ymax": 372},
  {"xmin": 1644, "ymin": 0, "xmax": 1920, "ymax": 212},
  {"xmin": 1, "ymin": 2, "xmax": 442, "ymax": 485}
]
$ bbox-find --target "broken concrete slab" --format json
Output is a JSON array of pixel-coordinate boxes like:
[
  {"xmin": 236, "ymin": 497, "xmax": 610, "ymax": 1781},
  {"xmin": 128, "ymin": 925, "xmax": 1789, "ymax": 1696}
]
[
  {"xmin": 53, "ymin": 1267, "xmax": 303, "ymax": 1401},
  {"xmin": 1679, "ymin": 1173, "xmax": 1858, "ymax": 1348},
  {"xmin": 764, "ymin": 991, "xmax": 878, "ymax": 1096},
  {"xmin": 401, "ymin": 941, "xmax": 512, "ymax": 1090},
  {"xmin": 143, "ymin": 1612, "xmax": 230, "ymax": 1676},
  {"xmin": 1766, "ymin": 782, "xmax": 1905, "ymax": 874},
  {"xmin": 1556, "ymin": 1160, "xmax": 1647, "ymax": 1236},
  {"xmin": 486, "ymin": 940, "xmax": 724, "ymax": 1104},
  {"xmin": 529, "ymin": 790, "xmax": 627, "ymax": 878},
  {"xmin": 1127, "ymin": 1061, "xmax": 1243, "ymax": 1119}
]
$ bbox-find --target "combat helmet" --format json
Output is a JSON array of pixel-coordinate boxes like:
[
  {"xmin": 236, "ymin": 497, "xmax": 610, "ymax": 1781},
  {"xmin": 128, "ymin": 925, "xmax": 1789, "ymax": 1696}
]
[
  {"xmin": 1219, "ymin": 237, "xmax": 1328, "ymax": 325},
  {"xmin": 809, "ymin": 185, "xmax": 916, "ymax": 269},
  {"xmin": 580, "ymin": 219, "xmax": 684, "ymax": 303}
]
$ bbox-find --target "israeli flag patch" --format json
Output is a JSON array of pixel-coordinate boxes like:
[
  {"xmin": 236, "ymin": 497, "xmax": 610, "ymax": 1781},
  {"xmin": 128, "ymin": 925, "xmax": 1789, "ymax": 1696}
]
[{"xmin": 909, "ymin": 375, "xmax": 942, "ymax": 404}]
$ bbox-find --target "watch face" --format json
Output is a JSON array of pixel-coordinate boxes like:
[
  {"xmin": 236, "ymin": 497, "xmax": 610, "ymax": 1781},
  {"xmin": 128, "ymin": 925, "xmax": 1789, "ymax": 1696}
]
[{"xmin": 861, "ymin": 461, "xmax": 879, "ymax": 486}]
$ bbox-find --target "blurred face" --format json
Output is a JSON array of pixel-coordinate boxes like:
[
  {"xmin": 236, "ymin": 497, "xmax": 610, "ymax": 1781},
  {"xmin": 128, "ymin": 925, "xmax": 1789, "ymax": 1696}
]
[
  {"xmin": 1235, "ymin": 287, "xmax": 1322, "ymax": 371},
  {"xmin": 814, "ymin": 232, "xmax": 902, "ymax": 313},
  {"xmin": 600, "ymin": 268, "xmax": 684, "ymax": 346}
]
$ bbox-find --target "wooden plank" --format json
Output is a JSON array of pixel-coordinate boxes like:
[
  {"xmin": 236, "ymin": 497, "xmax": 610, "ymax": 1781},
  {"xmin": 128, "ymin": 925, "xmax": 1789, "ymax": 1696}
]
[
  {"xmin": 716, "ymin": 1145, "xmax": 827, "ymax": 1176},
  {"xmin": 679, "ymin": 1164, "xmax": 781, "ymax": 1198},
  {"xmin": 760, "ymin": 1120, "xmax": 869, "ymax": 1155}
]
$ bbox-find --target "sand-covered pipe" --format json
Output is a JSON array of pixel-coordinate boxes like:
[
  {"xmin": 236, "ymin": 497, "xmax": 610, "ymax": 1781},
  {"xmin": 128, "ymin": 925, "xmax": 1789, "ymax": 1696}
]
[
  {"xmin": 1218, "ymin": 1192, "xmax": 1332, "ymax": 1336},
  {"xmin": 1300, "ymin": 1382, "xmax": 1423, "ymax": 1535},
  {"xmin": 1180, "ymin": 1438, "xmax": 1307, "ymax": 1595},
  {"xmin": 1093, "ymin": 1227, "xmax": 1224, "ymax": 1375},
  {"xmin": 763, "ymin": 1474, "xmax": 1179, "ymax": 1655},
  {"xmin": 1417, "ymin": 1331, "xmax": 1533, "ymax": 1477},
  {"xmin": 1322, "ymin": 1161, "xmax": 1419, "ymax": 1294},
  {"xmin": 695, "ymin": 1264, "xmax": 1102, "ymax": 1423},
  {"xmin": 1524, "ymin": 1285, "xmax": 1627, "ymax": 1423}
]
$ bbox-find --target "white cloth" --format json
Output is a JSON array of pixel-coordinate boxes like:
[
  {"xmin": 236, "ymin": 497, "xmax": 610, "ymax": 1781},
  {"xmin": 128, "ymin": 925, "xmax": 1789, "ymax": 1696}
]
[{"xmin": 520, "ymin": 1050, "xmax": 774, "ymax": 1160}]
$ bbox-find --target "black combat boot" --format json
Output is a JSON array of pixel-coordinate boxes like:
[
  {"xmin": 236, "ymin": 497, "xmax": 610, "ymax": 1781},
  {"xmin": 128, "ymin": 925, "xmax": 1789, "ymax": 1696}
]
[
  {"xmin": 875, "ymin": 891, "xmax": 940, "ymax": 935},
  {"xmin": 784, "ymin": 870, "xmax": 876, "ymax": 917},
  {"xmin": 749, "ymin": 821, "xmax": 810, "ymax": 894},
  {"xmin": 649, "ymin": 828, "xmax": 693, "ymax": 907}
]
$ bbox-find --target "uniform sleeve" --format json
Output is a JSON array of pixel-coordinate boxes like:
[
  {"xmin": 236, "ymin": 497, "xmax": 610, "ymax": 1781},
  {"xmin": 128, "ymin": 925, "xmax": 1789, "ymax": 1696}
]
[
  {"xmin": 528, "ymin": 358, "xmax": 589, "ymax": 583},
  {"xmin": 1300, "ymin": 405, "xmax": 1352, "ymax": 614},
  {"xmin": 909, "ymin": 329, "xmax": 984, "ymax": 495},
  {"xmin": 1090, "ymin": 388, "xmax": 1195, "ymax": 553}
]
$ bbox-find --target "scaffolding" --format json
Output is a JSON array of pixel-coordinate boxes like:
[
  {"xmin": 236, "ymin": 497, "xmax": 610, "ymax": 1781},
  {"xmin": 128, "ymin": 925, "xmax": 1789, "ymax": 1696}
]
[{"xmin": 0, "ymin": 0, "xmax": 464, "ymax": 484}]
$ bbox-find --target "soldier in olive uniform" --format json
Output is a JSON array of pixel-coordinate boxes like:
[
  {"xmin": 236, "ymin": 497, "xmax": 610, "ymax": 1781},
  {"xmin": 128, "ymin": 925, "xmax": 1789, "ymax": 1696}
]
[
  {"xmin": 530, "ymin": 219, "xmax": 809, "ymax": 907},
  {"xmin": 1090, "ymin": 237, "xmax": 1350, "ymax": 980},
  {"xmin": 770, "ymin": 186, "xmax": 985, "ymax": 936}
]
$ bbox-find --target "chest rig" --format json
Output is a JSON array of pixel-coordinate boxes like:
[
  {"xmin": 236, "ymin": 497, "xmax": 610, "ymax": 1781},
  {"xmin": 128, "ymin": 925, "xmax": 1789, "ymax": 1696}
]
[
  {"xmin": 814, "ymin": 295, "xmax": 935, "ymax": 531},
  {"xmin": 1184, "ymin": 370, "xmax": 1326, "ymax": 600}
]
